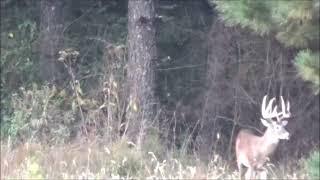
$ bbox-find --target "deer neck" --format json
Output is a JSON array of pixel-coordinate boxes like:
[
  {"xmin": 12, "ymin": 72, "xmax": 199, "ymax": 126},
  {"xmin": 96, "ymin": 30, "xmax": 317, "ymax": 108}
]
[{"xmin": 259, "ymin": 128, "xmax": 279, "ymax": 155}]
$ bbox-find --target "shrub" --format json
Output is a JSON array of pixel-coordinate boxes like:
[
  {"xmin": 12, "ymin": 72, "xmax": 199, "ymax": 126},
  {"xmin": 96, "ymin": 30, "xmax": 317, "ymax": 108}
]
[
  {"xmin": 1, "ymin": 84, "xmax": 76, "ymax": 144},
  {"xmin": 306, "ymin": 150, "xmax": 320, "ymax": 179}
]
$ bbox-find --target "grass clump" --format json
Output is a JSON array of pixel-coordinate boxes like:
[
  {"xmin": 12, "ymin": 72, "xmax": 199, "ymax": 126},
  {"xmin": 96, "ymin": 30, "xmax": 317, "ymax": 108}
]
[
  {"xmin": 22, "ymin": 156, "xmax": 44, "ymax": 179},
  {"xmin": 109, "ymin": 139, "xmax": 144, "ymax": 177}
]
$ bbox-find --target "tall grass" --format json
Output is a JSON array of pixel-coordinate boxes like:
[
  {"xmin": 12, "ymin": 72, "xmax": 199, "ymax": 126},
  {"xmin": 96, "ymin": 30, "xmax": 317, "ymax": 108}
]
[{"xmin": 1, "ymin": 138, "xmax": 309, "ymax": 179}]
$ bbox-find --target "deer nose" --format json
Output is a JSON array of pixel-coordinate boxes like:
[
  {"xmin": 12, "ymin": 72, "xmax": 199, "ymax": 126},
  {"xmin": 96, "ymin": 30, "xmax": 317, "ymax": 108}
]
[{"xmin": 284, "ymin": 132, "xmax": 290, "ymax": 140}]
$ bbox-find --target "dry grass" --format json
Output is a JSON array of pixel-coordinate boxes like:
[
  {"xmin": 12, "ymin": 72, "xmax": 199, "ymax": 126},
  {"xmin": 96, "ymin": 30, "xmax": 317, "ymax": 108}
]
[{"xmin": 0, "ymin": 138, "xmax": 309, "ymax": 179}]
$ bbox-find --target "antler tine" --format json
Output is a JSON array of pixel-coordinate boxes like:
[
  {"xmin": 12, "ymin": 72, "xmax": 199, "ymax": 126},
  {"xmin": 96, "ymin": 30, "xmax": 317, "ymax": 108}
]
[
  {"xmin": 281, "ymin": 96, "xmax": 291, "ymax": 118},
  {"xmin": 261, "ymin": 95, "xmax": 267, "ymax": 115},
  {"xmin": 266, "ymin": 98, "xmax": 276, "ymax": 113},
  {"xmin": 261, "ymin": 95, "xmax": 278, "ymax": 119},
  {"xmin": 271, "ymin": 105, "xmax": 278, "ymax": 116},
  {"xmin": 275, "ymin": 96, "xmax": 291, "ymax": 122},
  {"xmin": 261, "ymin": 95, "xmax": 269, "ymax": 118}
]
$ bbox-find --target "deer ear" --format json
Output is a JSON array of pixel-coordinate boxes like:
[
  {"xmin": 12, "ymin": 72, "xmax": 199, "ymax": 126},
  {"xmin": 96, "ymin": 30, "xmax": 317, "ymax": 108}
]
[
  {"xmin": 261, "ymin": 118, "xmax": 271, "ymax": 127},
  {"xmin": 281, "ymin": 120, "xmax": 288, "ymax": 126}
]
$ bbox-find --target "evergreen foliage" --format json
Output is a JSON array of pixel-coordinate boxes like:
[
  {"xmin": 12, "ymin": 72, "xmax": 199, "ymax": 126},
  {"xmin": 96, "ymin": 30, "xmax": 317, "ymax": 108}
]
[
  {"xmin": 306, "ymin": 151, "xmax": 320, "ymax": 179},
  {"xmin": 213, "ymin": 0, "xmax": 272, "ymax": 35},
  {"xmin": 213, "ymin": 0, "xmax": 320, "ymax": 94},
  {"xmin": 295, "ymin": 50, "xmax": 320, "ymax": 94}
]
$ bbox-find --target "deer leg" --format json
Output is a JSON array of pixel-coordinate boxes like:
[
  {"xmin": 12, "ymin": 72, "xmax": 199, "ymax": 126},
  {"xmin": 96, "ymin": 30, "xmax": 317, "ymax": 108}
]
[
  {"xmin": 259, "ymin": 170, "xmax": 267, "ymax": 179},
  {"xmin": 245, "ymin": 167, "xmax": 254, "ymax": 180},
  {"xmin": 237, "ymin": 162, "xmax": 243, "ymax": 179},
  {"xmin": 257, "ymin": 167, "xmax": 267, "ymax": 179}
]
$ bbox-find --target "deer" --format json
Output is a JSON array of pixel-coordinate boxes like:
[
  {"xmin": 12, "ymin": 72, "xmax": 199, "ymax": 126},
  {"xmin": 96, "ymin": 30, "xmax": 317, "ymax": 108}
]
[{"xmin": 235, "ymin": 95, "xmax": 291, "ymax": 179}]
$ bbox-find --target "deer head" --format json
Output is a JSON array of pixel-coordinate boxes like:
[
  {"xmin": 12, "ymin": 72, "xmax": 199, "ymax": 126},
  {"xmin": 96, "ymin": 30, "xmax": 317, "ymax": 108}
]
[{"xmin": 260, "ymin": 95, "xmax": 290, "ymax": 140}]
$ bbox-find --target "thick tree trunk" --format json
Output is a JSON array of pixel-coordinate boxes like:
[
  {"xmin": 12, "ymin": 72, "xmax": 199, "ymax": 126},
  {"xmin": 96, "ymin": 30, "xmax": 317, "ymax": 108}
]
[
  {"xmin": 126, "ymin": 0, "xmax": 157, "ymax": 147},
  {"xmin": 39, "ymin": 0, "xmax": 63, "ymax": 83}
]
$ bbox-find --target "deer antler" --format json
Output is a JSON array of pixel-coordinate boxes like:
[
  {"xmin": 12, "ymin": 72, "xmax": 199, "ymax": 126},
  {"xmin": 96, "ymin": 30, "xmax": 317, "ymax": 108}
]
[{"xmin": 261, "ymin": 95, "xmax": 291, "ymax": 122}]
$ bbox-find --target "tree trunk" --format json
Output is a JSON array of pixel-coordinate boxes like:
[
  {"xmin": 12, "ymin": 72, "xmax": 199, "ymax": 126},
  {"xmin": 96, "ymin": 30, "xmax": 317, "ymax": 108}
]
[
  {"xmin": 39, "ymin": 0, "xmax": 63, "ymax": 83},
  {"xmin": 125, "ymin": 0, "xmax": 157, "ymax": 147}
]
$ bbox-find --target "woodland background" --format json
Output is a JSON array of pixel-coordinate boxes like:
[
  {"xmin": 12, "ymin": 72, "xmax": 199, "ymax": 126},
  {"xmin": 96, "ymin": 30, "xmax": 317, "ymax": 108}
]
[{"xmin": 0, "ymin": 0, "xmax": 319, "ymax": 179}]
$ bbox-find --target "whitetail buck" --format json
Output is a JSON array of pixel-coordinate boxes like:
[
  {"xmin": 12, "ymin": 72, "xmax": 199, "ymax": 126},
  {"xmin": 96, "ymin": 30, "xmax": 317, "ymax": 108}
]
[{"xmin": 235, "ymin": 95, "xmax": 291, "ymax": 179}]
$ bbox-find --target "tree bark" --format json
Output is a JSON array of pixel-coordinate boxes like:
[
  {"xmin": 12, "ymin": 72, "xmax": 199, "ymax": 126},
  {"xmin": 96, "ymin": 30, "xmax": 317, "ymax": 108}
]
[{"xmin": 126, "ymin": 0, "xmax": 157, "ymax": 147}]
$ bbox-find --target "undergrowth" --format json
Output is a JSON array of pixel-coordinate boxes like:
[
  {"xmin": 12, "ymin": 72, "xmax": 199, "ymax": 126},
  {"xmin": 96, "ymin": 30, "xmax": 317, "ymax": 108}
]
[{"xmin": 0, "ymin": 138, "xmax": 310, "ymax": 179}]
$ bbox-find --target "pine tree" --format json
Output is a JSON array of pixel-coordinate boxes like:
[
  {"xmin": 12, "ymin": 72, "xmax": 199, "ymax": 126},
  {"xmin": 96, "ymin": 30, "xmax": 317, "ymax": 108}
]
[
  {"xmin": 212, "ymin": 0, "xmax": 320, "ymax": 94},
  {"xmin": 126, "ymin": 0, "xmax": 157, "ymax": 147}
]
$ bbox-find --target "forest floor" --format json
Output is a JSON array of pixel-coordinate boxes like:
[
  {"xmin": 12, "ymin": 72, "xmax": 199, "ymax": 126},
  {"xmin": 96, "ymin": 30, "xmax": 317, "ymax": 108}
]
[{"xmin": 0, "ymin": 137, "xmax": 309, "ymax": 179}]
